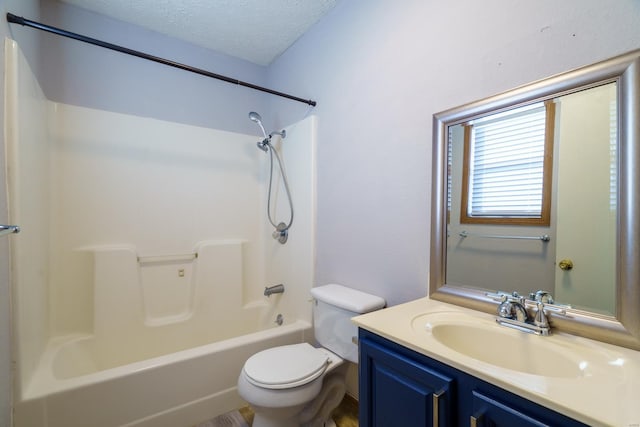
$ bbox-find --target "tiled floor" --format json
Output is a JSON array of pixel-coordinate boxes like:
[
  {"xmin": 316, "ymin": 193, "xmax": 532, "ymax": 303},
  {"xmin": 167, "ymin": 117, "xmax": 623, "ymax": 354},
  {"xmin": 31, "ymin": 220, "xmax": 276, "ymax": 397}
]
[{"xmin": 238, "ymin": 394, "xmax": 358, "ymax": 426}]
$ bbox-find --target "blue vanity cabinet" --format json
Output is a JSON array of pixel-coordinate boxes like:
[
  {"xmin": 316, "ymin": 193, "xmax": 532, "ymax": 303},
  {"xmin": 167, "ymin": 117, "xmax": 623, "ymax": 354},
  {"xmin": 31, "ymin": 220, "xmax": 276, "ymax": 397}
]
[
  {"xmin": 358, "ymin": 329, "xmax": 588, "ymax": 427},
  {"xmin": 359, "ymin": 333, "xmax": 454, "ymax": 427}
]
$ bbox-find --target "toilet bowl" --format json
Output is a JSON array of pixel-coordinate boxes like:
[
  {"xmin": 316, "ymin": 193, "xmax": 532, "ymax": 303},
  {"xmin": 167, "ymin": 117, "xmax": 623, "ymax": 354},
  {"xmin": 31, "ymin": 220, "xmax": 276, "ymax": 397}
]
[
  {"xmin": 237, "ymin": 284, "xmax": 385, "ymax": 427},
  {"xmin": 238, "ymin": 344, "xmax": 345, "ymax": 427}
]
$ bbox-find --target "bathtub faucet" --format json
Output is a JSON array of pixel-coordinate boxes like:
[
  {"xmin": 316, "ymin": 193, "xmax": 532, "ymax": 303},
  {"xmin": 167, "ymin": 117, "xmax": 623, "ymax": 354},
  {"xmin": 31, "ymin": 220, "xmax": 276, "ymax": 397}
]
[{"xmin": 264, "ymin": 284, "xmax": 285, "ymax": 297}]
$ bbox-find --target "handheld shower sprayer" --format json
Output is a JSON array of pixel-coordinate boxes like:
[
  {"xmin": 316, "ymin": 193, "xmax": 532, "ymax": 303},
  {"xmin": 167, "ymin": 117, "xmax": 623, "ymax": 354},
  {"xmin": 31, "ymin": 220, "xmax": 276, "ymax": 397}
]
[
  {"xmin": 249, "ymin": 111, "xmax": 270, "ymax": 151},
  {"xmin": 248, "ymin": 111, "xmax": 294, "ymax": 244},
  {"xmin": 248, "ymin": 111, "xmax": 267, "ymax": 138}
]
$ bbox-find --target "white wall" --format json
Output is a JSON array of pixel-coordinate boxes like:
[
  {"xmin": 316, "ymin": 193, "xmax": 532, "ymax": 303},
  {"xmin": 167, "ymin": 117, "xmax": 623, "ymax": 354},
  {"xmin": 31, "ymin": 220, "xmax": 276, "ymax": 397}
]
[{"xmin": 267, "ymin": 0, "xmax": 640, "ymax": 306}]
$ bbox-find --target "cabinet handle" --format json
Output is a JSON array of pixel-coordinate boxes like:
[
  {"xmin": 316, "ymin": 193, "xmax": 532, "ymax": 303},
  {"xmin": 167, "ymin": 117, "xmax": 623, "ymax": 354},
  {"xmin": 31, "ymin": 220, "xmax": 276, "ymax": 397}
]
[
  {"xmin": 433, "ymin": 389, "xmax": 444, "ymax": 426},
  {"xmin": 470, "ymin": 414, "xmax": 482, "ymax": 427}
]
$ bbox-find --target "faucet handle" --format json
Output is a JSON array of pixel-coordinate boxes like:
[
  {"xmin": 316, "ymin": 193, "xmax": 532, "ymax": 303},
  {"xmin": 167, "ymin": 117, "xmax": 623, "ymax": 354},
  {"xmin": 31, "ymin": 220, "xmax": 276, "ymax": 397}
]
[
  {"xmin": 531, "ymin": 290, "xmax": 554, "ymax": 304},
  {"xmin": 497, "ymin": 298, "xmax": 528, "ymax": 322},
  {"xmin": 511, "ymin": 302, "xmax": 528, "ymax": 322},
  {"xmin": 498, "ymin": 300, "xmax": 512, "ymax": 318},
  {"xmin": 533, "ymin": 302, "xmax": 549, "ymax": 328}
]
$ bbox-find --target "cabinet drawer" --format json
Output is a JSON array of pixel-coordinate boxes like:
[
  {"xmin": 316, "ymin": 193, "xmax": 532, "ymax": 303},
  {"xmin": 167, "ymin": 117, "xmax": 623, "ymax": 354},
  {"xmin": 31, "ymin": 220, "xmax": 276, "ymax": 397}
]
[
  {"xmin": 470, "ymin": 389, "xmax": 586, "ymax": 427},
  {"xmin": 471, "ymin": 390, "xmax": 550, "ymax": 427}
]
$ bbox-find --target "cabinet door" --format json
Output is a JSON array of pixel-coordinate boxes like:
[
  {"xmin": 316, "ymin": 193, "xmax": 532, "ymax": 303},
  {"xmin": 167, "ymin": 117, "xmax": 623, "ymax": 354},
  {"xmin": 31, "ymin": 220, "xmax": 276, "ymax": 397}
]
[
  {"xmin": 359, "ymin": 337, "xmax": 454, "ymax": 427},
  {"xmin": 471, "ymin": 390, "xmax": 551, "ymax": 427}
]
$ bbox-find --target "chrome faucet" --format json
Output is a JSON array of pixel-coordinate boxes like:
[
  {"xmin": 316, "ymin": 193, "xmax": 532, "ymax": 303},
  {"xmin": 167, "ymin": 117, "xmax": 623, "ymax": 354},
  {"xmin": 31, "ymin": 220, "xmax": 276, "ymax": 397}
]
[
  {"xmin": 264, "ymin": 284, "xmax": 285, "ymax": 297},
  {"xmin": 492, "ymin": 291, "xmax": 551, "ymax": 336}
]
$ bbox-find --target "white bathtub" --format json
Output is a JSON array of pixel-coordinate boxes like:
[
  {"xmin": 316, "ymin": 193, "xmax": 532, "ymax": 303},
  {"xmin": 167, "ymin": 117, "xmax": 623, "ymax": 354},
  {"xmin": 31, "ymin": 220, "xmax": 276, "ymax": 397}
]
[{"xmin": 14, "ymin": 320, "xmax": 312, "ymax": 427}]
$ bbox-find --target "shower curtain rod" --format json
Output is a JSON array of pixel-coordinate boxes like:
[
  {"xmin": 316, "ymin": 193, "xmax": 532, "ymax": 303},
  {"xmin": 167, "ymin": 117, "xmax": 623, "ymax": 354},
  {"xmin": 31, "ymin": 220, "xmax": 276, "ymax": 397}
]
[{"xmin": 6, "ymin": 13, "xmax": 317, "ymax": 107}]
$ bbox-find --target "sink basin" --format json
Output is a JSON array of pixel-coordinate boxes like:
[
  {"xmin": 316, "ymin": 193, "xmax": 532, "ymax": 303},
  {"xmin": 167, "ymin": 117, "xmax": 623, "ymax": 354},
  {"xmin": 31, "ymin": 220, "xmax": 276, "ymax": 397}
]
[
  {"xmin": 412, "ymin": 312, "xmax": 588, "ymax": 378},
  {"xmin": 430, "ymin": 323, "xmax": 583, "ymax": 377}
]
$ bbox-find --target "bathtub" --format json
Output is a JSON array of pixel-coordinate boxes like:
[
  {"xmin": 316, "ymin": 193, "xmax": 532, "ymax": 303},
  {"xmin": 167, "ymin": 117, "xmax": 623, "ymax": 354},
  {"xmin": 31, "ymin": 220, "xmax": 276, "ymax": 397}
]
[{"xmin": 14, "ymin": 320, "xmax": 312, "ymax": 427}]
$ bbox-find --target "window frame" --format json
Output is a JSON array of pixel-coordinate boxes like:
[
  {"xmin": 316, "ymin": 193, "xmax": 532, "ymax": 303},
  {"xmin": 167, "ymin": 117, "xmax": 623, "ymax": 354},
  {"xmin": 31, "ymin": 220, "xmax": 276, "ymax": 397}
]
[{"xmin": 459, "ymin": 100, "xmax": 555, "ymax": 226}]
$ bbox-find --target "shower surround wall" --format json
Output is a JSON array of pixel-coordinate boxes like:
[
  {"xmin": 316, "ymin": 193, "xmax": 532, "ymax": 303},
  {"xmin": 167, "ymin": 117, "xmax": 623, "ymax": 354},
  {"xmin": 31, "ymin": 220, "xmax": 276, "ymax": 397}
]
[
  {"xmin": 48, "ymin": 104, "xmax": 268, "ymax": 337},
  {"xmin": 5, "ymin": 39, "xmax": 316, "ymax": 426},
  {"xmin": 4, "ymin": 38, "xmax": 50, "ymax": 404}
]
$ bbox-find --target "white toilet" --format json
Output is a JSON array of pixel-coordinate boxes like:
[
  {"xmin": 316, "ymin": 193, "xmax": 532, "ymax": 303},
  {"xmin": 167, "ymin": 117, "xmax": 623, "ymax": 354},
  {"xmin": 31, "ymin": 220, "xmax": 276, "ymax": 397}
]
[{"xmin": 237, "ymin": 284, "xmax": 385, "ymax": 427}]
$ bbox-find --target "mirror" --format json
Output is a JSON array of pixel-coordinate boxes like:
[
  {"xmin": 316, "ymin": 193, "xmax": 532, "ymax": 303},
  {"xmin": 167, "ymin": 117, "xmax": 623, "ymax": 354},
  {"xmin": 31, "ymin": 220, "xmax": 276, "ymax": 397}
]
[
  {"xmin": 447, "ymin": 82, "xmax": 617, "ymax": 316},
  {"xmin": 430, "ymin": 49, "xmax": 640, "ymax": 350}
]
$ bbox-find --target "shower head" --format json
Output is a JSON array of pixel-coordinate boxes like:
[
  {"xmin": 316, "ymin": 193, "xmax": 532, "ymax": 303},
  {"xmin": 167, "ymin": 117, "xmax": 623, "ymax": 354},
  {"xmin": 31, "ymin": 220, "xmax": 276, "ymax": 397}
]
[
  {"xmin": 248, "ymin": 111, "xmax": 262, "ymax": 123},
  {"xmin": 248, "ymin": 111, "xmax": 268, "ymax": 138}
]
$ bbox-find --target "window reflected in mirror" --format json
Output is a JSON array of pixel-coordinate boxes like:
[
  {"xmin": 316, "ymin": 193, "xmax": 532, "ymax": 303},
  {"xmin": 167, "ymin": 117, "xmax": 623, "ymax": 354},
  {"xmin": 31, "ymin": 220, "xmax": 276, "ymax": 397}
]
[{"xmin": 460, "ymin": 101, "xmax": 554, "ymax": 225}]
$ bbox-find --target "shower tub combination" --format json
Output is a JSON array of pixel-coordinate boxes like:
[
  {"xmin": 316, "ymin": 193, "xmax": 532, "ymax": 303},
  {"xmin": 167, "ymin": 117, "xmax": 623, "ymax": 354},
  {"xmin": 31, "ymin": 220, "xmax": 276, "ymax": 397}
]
[
  {"xmin": 14, "ymin": 243, "xmax": 313, "ymax": 427},
  {"xmin": 6, "ymin": 39, "xmax": 317, "ymax": 427}
]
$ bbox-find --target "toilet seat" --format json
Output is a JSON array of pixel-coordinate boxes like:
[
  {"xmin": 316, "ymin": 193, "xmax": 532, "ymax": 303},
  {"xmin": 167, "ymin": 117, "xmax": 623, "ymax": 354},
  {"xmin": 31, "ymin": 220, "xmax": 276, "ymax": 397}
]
[{"xmin": 243, "ymin": 343, "xmax": 329, "ymax": 389}]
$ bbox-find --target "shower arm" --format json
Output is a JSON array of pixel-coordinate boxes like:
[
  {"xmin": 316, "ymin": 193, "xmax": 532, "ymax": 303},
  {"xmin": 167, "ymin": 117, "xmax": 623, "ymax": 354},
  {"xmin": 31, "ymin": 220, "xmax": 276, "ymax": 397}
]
[{"xmin": 269, "ymin": 130, "xmax": 286, "ymax": 138}]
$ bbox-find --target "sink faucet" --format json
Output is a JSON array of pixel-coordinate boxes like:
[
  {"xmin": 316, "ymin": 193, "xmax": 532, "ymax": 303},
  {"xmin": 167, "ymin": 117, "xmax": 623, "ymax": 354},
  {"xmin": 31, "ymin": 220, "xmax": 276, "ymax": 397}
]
[{"xmin": 493, "ymin": 291, "xmax": 551, "ymax": 336}]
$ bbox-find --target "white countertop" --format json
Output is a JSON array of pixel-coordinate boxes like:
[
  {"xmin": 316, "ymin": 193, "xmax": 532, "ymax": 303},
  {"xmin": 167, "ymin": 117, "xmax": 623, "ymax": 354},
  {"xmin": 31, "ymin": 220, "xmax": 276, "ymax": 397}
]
[{"xmin": 352, "ymin": 297, "xmax": 640, "ymax": 427}]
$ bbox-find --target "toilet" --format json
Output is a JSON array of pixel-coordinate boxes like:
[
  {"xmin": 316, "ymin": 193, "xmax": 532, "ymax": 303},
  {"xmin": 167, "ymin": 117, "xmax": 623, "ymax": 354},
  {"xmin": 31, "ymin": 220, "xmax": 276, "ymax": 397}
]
[{"xmin": 237, "ymin": 284, "xmax": 385, "ymax": 427}]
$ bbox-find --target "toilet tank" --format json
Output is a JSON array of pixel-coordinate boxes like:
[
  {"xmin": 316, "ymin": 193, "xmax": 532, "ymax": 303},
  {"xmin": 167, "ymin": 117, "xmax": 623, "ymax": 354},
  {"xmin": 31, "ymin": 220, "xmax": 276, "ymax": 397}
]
[{"xmin": 310, "ymin": 284, "xmax": 385, "ymax": 363}]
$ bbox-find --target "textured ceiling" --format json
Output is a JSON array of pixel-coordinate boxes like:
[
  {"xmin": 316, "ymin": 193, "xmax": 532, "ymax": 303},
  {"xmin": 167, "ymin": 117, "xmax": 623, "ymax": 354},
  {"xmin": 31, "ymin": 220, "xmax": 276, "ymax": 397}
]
[{"xmin": 57, "ymin": 0, "xmax": 337, "ymax": 66}]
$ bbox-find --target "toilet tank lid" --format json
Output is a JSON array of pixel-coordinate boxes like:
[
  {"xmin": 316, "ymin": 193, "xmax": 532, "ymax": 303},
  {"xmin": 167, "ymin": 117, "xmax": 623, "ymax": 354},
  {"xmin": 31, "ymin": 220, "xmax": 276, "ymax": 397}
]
[{"xmin": 311, "ymin": 284, "xmax": 386, "ymax": 314}]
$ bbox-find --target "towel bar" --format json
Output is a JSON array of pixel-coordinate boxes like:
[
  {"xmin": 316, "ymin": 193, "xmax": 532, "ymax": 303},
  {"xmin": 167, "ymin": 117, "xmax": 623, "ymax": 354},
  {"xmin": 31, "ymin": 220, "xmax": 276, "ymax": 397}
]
[
  {"xmin": 459, "ymin": 230, "xmax": 550, "ymax": 242},
  {"xmin": 137, "ymin": 252, "xmax": 197, "ymax": 264}
]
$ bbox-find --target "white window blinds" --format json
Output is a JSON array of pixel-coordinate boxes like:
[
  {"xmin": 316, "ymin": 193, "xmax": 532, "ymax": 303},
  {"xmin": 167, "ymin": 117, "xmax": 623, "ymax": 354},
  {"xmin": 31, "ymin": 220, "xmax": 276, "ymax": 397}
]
[{"xmin": 467, "ymin": 103, "xmax": 547, "ymax": 218}]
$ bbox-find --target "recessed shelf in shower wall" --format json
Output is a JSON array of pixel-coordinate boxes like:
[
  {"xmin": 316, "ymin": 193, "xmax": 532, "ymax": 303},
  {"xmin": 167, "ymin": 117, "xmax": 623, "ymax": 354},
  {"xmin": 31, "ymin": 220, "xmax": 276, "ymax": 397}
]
[
  {"xmin": 138, "ymin": 251, "xmax": 198, "ymax": 326},
  {"xmin": 83, "ymin": 240, "xmax": 253, "ymax": 348}
]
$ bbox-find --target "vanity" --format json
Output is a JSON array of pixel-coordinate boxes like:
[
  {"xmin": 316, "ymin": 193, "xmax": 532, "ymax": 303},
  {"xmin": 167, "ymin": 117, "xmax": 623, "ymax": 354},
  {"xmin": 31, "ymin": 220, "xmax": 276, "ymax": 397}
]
[
  {"xmin": 355, "ymin": 48, "xmax": 640, "ymax": 427},
  {"xmin": 353, "ymin": 298, "xmax": 640, "ymax": 427}
]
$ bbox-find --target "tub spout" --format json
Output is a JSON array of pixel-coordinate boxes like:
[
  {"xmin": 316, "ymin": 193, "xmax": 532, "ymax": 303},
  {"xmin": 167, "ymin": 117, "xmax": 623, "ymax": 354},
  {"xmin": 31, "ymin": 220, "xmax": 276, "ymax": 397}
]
[{"xmin": 264, "ymin": 284, "xmax": 285, "ymax": 297}]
